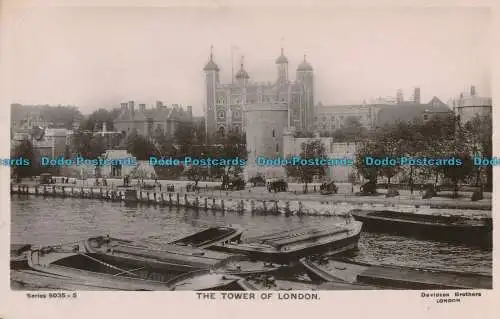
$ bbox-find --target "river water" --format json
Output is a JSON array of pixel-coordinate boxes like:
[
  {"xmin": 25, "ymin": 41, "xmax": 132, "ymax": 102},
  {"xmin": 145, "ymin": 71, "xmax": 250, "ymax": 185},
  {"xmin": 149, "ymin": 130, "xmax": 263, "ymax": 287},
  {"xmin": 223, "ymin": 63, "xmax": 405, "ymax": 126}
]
[{"xmin": 11, "ymin": 195, "xmax": 492, "ymax": 275}]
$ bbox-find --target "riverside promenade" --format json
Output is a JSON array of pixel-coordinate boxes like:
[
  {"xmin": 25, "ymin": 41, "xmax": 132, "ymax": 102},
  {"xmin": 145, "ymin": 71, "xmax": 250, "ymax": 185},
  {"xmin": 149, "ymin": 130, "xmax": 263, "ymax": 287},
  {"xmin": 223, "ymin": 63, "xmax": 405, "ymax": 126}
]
[{"xmin": 10, "ymin": 178, "xmax": 492, "ymax": 217}]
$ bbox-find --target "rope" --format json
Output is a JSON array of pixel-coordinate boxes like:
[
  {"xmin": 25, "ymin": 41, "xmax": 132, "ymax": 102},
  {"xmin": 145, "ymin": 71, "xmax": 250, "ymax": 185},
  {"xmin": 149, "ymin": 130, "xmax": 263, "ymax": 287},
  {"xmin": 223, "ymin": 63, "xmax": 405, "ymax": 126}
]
[
  {"xmin": 112, "ymin": 266, "xmax": 146, "ymax": 277},
  {"xmin": 76, "ymin": 252, "xmax": 138, "ymax": 277}
]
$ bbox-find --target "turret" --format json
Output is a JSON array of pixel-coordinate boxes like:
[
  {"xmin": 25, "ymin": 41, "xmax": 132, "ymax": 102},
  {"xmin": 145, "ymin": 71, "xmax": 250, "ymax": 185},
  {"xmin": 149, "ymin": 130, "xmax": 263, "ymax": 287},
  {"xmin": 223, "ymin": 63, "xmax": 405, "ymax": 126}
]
[
  {"xmin": 203, "ymin": 45, "xmax": 220, "ymax": 139},
  {"xmin": 235, "ymin": 55, "xmax": 250, "ymax": 87},
  {"xmin": 275, "ymin": 47, "xmax": 289, "ymax": 85}
]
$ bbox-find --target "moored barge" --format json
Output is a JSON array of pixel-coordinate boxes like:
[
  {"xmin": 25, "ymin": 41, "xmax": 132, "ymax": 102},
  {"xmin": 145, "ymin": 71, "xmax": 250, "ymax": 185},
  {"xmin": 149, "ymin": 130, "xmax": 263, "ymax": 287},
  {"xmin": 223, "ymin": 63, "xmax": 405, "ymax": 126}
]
[
  {"xmin": 350, "ymin": 209, "xmax": 492, "ymax": 248},
  {"xmin": 299, "ymin": 258, "xmax": 492, "ymax": 289},
  {"xmin": 170, "ymin": 224, "xmax": 244, "ymax": 248},
  {"xmin": 209, "ymin": 220, "xmax": 363, "ymax": 264},
  {"xmin": 84, "ymin": 235, "xmax": 282, "ymax": 276},
  {"xmin": 17, "ymin": 243, "xmax": 247, "ymax": 291}
]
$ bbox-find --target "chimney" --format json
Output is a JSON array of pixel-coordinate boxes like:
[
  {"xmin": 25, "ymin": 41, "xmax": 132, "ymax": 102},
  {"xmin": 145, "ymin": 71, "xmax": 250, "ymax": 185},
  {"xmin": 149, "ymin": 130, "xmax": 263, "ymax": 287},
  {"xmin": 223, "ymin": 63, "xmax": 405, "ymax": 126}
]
[
  {"xmin": 156, "ymin": 101, "xmax": 163, "ymax": 109},
  {"xmin": 102, "ymin": 122, "xmax": 107, "ymax": 136},
  {"xmin": 396, "ymin": 89, "xmax": 404, "ymax": 104},
  {"xmin": 128, "ymin": 101, "xmax": 135, "ymax": 114},
  {"xmin": 413, "ymin": 87, "xmax": 421, "ymax": 104},
  {"xmin": 139, "ymin": 103, "xmax": 146, "ymax": 111},
  {"xmin": 470, "ymin": 85, "xmax": 476, "ymax": 97}
]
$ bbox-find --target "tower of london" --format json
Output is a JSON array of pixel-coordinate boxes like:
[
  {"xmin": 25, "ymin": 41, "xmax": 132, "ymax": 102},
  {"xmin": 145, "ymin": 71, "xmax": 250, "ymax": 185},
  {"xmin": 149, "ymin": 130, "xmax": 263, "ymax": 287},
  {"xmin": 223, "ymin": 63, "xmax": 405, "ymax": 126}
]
[{"xmin": 203, "ymin": 46, "xmax": 315, "ymax": 138}]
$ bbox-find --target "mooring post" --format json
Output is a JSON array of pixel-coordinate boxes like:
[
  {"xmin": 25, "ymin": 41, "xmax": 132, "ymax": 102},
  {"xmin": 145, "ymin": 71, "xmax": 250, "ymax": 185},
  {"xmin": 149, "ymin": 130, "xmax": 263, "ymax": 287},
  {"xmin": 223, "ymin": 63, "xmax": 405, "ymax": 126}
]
[
  {"xmin": 298, "ymin": 201, "xmax": 303, "ymax": 215},
  {"xmin": 285, "ymin": 201, "xmax": 290, "ymax": 214},
  {"xmin": 169, "ymin": 193, "xmax": 172, "ymax": 206},
  {"xmin": 204, "ymin": 197, "xmax": 208, "ymax": 209},
  {"xmin": 274, "ymin": 201, "xmax": 279, "ymax": 214},
  {"xmin": 184, "ymin": 194, "xmax": 188, "ymax": 207},
  {"xmin": 221, "ymin": 199, "xmax": 225, "ymax": 211},
  {"xmin": 195, "ymin": 197, "xmax": 199, "ymax": 208},
  {"xmin": 35, "ymin": 186, "xmax": 39, "ymax": 195},
  {"xmin": 240, "ymin": 200, "xmax": 244, "ymax": 213},
  {"xmin": 263, "ymin": 201, "xmax": 267, "ymax": 213},
  {"xmin": 154, "ymin": 192, "xmax": 157, "ymax": 203},
  {"xmin": 176, "ymin": 193, "xmax": 180, "ymax": 207}
]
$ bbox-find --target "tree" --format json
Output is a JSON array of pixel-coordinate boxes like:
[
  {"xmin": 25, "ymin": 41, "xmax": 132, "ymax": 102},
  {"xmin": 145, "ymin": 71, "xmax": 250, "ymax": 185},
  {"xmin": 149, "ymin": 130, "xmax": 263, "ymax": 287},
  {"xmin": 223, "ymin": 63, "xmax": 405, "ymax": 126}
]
[
  {"xmin": 11, "ymin": 139, "xmax": 37, "ymax": 178},
  {"xmin": 463, "ymin": 113, "xmax": 492, "ymax": 190},
  {"xmin": 174, "ymin": 122, "xmax": 195, "ymax": 156},
  {"xmin": 70, "ymin": 131, "xmax": 105, "ymax": 159},
  {"xmin": 81, "ymin": 108, "xmax": 122, "ymax": 131},
  {"xmin": 329, "ymin": 116, "xmax": 368, "ymax": 142},
  {"xmin": 125, "ymin": 130, "xmax": 159, "ymax": 161},
  {"xmin": 355, "ymin": 141, "xmax": 383, "ymax": 183},
  {"xmin": 286, "ymin": 139, "xmax": 326, "ymax": 192},
  {"xmin": 441, "ymin": 152, "xmax": 474, "ymax": 198},
  {"xmin": 153, "ymin": 129, "xmax": 177, "ymax": 157}
]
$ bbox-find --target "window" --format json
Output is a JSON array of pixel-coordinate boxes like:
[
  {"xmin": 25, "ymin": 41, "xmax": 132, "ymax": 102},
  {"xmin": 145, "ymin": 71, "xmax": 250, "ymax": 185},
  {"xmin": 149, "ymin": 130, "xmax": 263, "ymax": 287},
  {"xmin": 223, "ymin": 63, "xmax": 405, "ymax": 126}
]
[
  {"xmin": 218, "ymin": 126, "xmax": 225, "ymax": 136},
  {"xmin": 276, "ymin": 143, "xmax": 279, "ymax": 152},
  {"xmin": 272, "ymin": 128, "xmax": 275, "ymax": 137},
  {"xmin": 423, "ymin": 114, "xmax": 429, "ymax": 121},
  {"xmin": 218, "ymin": 111, "xmax": 225, "ymax": 119},
  {"xmin": 234, "ymin": 111, "xmax": 240, "ymax": 118}
]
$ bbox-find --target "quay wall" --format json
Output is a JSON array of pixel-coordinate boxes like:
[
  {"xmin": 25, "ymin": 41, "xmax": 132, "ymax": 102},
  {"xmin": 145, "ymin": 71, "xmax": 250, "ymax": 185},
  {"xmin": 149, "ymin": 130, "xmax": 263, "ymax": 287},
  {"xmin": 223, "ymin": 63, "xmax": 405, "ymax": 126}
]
[{"xmin": 10, "ymin": 184, "xmax": 491, "ymax": 219}]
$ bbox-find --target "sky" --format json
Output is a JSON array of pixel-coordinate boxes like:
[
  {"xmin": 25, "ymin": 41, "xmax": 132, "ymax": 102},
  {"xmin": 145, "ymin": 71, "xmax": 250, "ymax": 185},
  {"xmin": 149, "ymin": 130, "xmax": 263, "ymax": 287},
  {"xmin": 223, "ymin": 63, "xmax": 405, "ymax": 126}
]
[{"xmin": 4, "ymin": 5, "xmax": 492, "ymax": 115}]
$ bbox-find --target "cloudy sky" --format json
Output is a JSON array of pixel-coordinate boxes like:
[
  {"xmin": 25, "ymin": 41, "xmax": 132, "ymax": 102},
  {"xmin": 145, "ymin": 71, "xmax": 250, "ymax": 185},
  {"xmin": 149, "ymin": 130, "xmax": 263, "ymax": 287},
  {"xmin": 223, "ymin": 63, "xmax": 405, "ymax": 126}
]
[{"xmin": 4, "ymin": 5, "xmax": 492, "ymax": 115}]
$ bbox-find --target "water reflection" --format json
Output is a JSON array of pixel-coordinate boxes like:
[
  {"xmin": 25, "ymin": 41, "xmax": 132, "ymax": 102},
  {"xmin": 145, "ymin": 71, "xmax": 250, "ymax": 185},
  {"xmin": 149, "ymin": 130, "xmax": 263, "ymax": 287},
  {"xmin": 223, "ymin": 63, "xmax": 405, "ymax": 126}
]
[{"xmin": 11, "ymin": 195, "xmax": 491, "ymax": 274}]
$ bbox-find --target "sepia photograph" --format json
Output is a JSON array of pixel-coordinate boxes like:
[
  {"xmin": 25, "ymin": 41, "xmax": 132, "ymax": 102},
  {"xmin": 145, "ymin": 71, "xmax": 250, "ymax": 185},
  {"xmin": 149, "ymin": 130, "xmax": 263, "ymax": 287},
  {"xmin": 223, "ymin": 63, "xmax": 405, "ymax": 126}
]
[{"xmin": 1, "ymin": 0, "xmax": 496, "ymax": 316}]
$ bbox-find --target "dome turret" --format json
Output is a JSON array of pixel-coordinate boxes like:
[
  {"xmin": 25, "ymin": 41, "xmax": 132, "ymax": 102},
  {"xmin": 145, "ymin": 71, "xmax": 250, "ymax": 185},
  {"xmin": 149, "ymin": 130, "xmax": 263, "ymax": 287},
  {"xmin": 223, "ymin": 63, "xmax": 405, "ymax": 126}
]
[
  {"xmin": 275, "ymin": 48, "xmax": 288, "ymax": 64},
  {"xmin": 235, "ymin": 56, "xmax": 250, "ymax": 79},
  {"xmin": 297, "ymin": 55, "xmax": 313, "ymax": 71},
  {"xmin": 203, "ymin": 46, "xmax": 219, "ymax": 71}
]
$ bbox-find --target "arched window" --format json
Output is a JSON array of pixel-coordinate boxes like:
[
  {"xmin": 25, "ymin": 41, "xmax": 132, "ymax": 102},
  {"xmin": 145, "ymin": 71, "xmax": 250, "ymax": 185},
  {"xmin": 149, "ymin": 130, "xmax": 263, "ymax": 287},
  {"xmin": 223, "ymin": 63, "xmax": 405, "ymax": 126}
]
[
  {"xmin": 218, "ymin": 111, "xmax": 225, "ymax": 119},
  {"xmin": 218, "ymin": 126, "xmax": 225, "ymax": 136}
]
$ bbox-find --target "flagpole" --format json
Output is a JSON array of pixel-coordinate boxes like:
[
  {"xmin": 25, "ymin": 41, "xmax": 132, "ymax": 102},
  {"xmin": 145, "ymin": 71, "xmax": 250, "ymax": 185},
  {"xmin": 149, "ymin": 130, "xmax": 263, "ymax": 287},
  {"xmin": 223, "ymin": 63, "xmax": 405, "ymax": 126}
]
[{"xmin": 231, "ymin": 46, "xmax": 234, "ymax": 84}]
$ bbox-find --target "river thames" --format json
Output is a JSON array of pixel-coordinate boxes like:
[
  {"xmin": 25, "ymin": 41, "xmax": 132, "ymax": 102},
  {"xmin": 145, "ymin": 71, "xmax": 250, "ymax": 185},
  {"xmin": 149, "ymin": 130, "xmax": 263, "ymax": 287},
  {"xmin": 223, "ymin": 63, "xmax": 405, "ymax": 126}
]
[{"xmin": 11, "ymin": 195, "xmax": 492, "ymax": 275}]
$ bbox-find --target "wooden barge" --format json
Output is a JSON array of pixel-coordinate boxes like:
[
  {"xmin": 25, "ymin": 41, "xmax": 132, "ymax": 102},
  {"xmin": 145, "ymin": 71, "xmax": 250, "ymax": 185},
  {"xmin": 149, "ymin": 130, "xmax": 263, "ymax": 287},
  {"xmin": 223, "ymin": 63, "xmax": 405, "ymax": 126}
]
[
  {"xmin": 14, "ymin": 243, "xmax": 248, "ymax": 291},
  {"xmin": 350, "ymin": 209, "xmax": 492, "ymax": 248},
  {"xmin": 300, "ymin": 258, "xmax": 492, "ymax": 290},
  {"xmin": 170, "ymin": 224, "xmax": 244, "ymax": 249},
  {"xmin": 84, "ymin": 236, "xmax": 282, "ymax": 276},
  {"xmin": 209, "ymin": 220, "xmax": 363, "ymax": 264}
]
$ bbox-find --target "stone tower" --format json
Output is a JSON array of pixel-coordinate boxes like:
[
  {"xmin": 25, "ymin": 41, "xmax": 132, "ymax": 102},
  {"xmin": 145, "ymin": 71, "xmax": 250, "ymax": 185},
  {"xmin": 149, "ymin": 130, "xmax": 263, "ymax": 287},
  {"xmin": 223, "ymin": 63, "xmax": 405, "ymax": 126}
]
[
  {"xmin": 296, "ymin": 55, "xmax": 314, "ymax": 131},
  {"xmin": 203, "ymin": 46, "xmax": 220, "ymax": 141}
]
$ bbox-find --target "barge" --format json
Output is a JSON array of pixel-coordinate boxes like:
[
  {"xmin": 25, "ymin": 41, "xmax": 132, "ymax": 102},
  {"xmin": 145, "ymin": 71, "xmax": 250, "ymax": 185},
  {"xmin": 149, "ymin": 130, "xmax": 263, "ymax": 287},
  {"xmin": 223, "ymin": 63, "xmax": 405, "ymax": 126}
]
[
  {"xmin": 17, "ymin": 243, "xmax": 247, "ymax": 291},
  {"xmin": 209, "ymin": 220, "xmax": 363, "ymax": 264},
  {"xmin": 84, "ymin": 235, "xmax": 282, "ymax": 276},
  {"xmin": 170, "ymin": 224, "xmax": 244, "ymax": 248},
  {"xmin": 350, "ymin": 209, "xmax": 492, "ymax": 248},
  {"xmin": 300, "ymin": 258, "xmax": 492, "ymax": 289}
]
